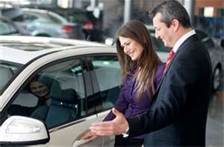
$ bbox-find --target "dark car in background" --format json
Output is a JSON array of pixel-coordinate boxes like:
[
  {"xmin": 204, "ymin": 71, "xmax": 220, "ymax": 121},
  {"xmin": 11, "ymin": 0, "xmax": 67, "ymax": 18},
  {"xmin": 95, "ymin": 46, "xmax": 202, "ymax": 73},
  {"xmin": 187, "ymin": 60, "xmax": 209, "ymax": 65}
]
[
  {"xmin": 55, "ymin": 8, "xmax": 104, "ymax": 42},
  {"xmin": 35, "ymin": 6, "xmax": 104, "ymax": 42},
  {"xmin": 196, "ymin": 30, "xmax": 224, "ymax": 91}
]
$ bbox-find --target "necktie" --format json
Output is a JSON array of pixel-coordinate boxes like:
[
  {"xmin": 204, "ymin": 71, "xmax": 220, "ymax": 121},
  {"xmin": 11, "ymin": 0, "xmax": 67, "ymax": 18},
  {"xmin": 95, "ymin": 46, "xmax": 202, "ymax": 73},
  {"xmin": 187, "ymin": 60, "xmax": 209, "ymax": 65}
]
[{"xmin": 164, "ymin": 49, "xmax": 175, "ymax": 73}]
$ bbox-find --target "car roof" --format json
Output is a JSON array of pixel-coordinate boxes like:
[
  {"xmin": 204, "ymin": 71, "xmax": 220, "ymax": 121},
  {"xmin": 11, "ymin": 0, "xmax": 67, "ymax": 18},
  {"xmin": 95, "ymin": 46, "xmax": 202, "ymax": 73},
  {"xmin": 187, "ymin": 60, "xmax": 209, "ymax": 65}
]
[{"xmin": 0, "ymin": 36, "xmax": 108, "ymax": 64}]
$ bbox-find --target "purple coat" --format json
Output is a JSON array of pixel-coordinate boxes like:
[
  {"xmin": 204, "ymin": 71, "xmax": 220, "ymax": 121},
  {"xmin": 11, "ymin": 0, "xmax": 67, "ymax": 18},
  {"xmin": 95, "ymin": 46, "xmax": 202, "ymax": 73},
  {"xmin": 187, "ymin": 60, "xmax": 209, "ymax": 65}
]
[{"xmin": 104, "ymin": 63, "xmax": 164, "ymax": 124}]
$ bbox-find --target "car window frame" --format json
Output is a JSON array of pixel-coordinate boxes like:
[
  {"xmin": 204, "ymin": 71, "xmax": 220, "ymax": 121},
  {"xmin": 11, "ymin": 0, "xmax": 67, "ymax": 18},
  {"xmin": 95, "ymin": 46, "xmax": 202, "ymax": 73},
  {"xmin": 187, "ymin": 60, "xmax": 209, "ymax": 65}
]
[{"xmin": 84, "ymin": 53, "xmax": 121, "ymax": 115}]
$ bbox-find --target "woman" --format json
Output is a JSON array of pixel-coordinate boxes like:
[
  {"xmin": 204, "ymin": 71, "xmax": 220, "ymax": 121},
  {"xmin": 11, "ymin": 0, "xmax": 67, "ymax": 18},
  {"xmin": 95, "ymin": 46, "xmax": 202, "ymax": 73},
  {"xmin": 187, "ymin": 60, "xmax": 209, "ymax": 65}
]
[
  {"xmin": 29, "ymin": 76, "xmax": 59, "ymax": 121},
  {"xmin": 29, "ymin": 76, "xmax": 53, "ymax": 106},
  {"xmin": 80, "ymin": 20, "xmax": 164, "ymax": 147}
]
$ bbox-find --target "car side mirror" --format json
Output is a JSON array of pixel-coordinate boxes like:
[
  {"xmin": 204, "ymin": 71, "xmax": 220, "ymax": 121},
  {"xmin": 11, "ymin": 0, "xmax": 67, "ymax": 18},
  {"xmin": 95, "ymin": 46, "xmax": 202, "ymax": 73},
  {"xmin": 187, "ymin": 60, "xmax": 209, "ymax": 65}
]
[{"xmin": 0, "ymin": 116, "xmax": 49, "ymax": 145}]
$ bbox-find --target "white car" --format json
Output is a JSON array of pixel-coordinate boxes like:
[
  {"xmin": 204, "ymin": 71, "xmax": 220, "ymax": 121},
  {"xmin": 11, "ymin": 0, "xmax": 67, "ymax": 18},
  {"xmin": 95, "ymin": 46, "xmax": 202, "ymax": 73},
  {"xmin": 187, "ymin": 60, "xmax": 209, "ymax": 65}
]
[{"xmin": 0, "ymin": 36, "xmax": 166, "ymax": 146}]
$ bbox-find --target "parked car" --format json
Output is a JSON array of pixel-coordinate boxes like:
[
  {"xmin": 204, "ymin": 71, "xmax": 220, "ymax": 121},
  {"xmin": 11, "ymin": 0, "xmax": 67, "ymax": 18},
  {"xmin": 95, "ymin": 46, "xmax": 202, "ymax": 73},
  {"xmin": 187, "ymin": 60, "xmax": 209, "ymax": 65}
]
[
  {"xmin": 196, "ymin": 30, "xmax": 224, "ymax": 91},
  {"xmin": 55, "ymin": 8, "xmax": 103, "ymax": 42},
  {"xmin": 0, "ymin": 36, "xmax": 116, "ymax": 146},
  {"xmin": 2, "ymin": 8, "xmax": 85, "ymax": 39},
  {"xmin": 0, "ymin": 35, "xmax": 167, "ymax": 146},
  {"xmin": 18, "ymin": 4, "xmax": 104, "ymax": 42},
  {"xmin": 0, "ymin": 16, "xmax": 30, "ymax": 35}
]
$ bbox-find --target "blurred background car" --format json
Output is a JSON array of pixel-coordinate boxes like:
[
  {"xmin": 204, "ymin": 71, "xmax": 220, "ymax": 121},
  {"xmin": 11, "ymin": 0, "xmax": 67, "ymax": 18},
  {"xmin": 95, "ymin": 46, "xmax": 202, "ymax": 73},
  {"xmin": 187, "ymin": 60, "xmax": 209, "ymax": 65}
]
[
  {"xmin": 0, "ymin": 16, "xmax": 30, "ymax": 35},
  {"xmin": 56, "ymin": 8, "xmax": 103, "ymax": 42},
  {"xmin": 24, "ymin": 6, "xmax": 104, "ymax": 42},
  {"xmin": 1, "ymin": 7, "xmax": 85, "ymax": 39},
  {"xmin": 195, "ymin": 30, "xmax": 224, "ymax": 92}
]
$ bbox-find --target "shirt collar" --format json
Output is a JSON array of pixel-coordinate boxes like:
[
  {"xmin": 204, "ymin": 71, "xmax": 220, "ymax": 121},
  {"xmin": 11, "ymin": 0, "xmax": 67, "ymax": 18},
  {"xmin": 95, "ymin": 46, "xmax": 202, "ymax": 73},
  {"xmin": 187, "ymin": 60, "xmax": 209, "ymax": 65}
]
[{"xmin": 172, "ymin": 30, "xmax": 196, "ymax": 53}]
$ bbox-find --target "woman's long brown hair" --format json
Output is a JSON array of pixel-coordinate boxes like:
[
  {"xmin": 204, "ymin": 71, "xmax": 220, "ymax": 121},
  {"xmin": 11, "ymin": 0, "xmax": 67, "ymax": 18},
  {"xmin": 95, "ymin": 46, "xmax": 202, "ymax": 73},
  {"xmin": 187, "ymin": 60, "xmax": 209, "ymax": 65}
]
[{"xmin": 116, "ymin": 20, "xmax": 161, "ymax": 100}]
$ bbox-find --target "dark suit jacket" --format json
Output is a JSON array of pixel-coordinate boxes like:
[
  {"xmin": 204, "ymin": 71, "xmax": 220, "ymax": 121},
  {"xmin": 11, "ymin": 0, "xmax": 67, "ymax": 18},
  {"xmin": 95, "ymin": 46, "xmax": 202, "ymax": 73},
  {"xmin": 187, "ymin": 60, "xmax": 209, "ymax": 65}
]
[{"xmin": 127, "ymin": 34, "xmax": 213, "ymax": 146}]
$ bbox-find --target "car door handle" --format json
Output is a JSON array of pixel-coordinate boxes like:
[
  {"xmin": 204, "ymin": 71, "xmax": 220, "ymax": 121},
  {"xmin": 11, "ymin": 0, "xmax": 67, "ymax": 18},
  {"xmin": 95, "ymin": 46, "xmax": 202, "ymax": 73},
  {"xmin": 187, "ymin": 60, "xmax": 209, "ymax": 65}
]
[{"xmin": 73, "ymin": 139, "xmax": 89, "ymax": 147}]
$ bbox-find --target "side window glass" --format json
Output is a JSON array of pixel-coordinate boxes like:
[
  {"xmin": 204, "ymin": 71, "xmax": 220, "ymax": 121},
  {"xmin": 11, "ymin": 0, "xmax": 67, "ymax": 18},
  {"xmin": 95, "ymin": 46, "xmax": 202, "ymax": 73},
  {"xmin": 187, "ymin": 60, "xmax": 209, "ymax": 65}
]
[
  {"xmin": 86, "ymin": 55, "xmax": 121, "ymax": 114},
  {"xmin": 0, "ymin": 21, "xmax": 16, "ymax": 35},
  {"xmin": 23, "ymin": 14, "xmax": 37, "ymax": 22},
  {"xmin": 7, "ymin": 59, "xmax": 87, "ymax": 128}
]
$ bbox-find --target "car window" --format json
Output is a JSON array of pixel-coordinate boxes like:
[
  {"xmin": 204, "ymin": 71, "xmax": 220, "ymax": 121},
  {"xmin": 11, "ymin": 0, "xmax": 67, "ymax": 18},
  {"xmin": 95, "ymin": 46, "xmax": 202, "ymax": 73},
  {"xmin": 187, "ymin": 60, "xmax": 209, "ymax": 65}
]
[
  {"xmin": 23, "ymin": 14, "xmax": 38, "ymax": 22},
  {"xmin": 24, "ymin": 11, "xmax": 66, "ymax": 24},
  {"xmin": 0, "ymin": 61, "xmax": 21, "ymax": 94},
  {"xmin": 7, "ymin": 58, "xmax": 90, "ymax": 128},
  {"xmin": 6, "ymin": 54, "xmax": 121, "ymax": 129},
  {"xmin": 85, "ymin": 55, "xmax": 121, "ymax": 114},
  {"xmin": 47, "ymin": 12, "xmax": 66, "ymax": 24},
  {"xmin": 23, "ymin": 13, "xmax": 49, "ymax": 23},
  {"xmin": 0, "ymin": 20, "xmax": 17, "ymax": 35}
]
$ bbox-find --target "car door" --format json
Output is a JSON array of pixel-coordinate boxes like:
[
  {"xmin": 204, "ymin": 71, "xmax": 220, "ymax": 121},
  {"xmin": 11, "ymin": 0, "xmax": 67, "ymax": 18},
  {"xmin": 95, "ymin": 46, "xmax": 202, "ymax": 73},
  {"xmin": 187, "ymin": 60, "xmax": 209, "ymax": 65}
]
[
  {"xmin": 5, "ymin": 57, "xmax": 103, "ymax": 147},
  {"xmin": 82, "ymin": 54, "xmax": 121, "ymax": 147}
]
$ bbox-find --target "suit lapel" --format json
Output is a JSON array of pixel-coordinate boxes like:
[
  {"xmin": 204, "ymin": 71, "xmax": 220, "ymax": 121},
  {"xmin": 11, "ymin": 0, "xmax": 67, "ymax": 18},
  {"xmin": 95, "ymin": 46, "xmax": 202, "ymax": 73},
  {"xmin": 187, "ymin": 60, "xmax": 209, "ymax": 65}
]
[
  {"xmin": 153, "ymin": 49, "xmax": 178, "ymax": 97},
  {"xmin": 151, "ymin": 35, "xmax": 199, "ymax": 102}
]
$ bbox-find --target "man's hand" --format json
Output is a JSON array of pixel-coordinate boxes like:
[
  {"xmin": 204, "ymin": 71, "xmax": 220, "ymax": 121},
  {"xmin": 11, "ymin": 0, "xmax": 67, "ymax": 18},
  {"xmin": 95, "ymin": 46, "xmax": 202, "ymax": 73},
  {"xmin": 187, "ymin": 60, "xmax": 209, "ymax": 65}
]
[{"xmin": 90, "ymin": 108, "xmax": 129, "ymax": 136}]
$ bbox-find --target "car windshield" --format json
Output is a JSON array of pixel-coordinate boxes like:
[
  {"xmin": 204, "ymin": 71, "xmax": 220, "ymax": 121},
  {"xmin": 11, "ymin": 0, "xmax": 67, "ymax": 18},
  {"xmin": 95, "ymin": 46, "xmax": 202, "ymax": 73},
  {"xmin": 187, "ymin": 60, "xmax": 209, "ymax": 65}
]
[
  {"xmin": 0, "ymin": 60, "xmax": 22, "ymax": 94},
  {"xmin": 27, "ymin": 11, "xmax": 67, "ymax": 24}
]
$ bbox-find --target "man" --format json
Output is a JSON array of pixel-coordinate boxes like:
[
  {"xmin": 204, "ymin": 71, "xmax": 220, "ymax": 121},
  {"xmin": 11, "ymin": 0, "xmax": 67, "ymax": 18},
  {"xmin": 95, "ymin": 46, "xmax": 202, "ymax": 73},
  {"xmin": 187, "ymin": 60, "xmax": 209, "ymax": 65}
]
[{"xmin": 90, "ymin": 0, "xmax": 212, "ymax": 146}]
